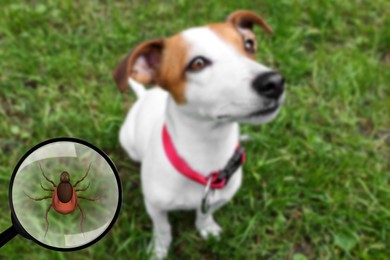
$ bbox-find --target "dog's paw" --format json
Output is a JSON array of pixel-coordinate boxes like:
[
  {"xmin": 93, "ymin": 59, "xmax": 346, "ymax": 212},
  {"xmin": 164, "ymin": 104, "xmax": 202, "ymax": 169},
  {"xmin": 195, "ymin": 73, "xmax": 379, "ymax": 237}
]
[
  {"xmin": 147, "ymin": 240, "xmax": 169, "ymax": 260},
  {"xmin": 197, "ymin": 220, "xmax": 222, "ymax": 240}
]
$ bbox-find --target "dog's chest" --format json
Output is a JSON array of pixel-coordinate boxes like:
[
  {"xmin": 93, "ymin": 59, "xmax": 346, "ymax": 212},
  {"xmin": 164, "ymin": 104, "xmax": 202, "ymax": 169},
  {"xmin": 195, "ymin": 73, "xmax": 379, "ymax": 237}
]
[{"xmin": 142, "ymin": 161, "xmax": 243, "ymax": 211}]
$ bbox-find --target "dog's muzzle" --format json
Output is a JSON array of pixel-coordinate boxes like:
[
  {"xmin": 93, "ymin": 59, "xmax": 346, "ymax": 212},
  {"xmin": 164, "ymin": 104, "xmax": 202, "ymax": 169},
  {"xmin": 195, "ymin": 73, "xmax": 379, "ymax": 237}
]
[{"xmin": 252, "ymin": 71, "xmax": 285, "ymax": 100}]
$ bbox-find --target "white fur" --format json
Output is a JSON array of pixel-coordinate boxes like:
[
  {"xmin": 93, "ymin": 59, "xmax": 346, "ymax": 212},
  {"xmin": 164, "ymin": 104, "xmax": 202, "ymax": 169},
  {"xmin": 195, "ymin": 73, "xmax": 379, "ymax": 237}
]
[
  {"xmin": 128, "ymin": 78, "xmax": 146, "ymax": 98},
  {"xmin": 119, "ymin": 27, "xmax": 284, "ymax": 259}
]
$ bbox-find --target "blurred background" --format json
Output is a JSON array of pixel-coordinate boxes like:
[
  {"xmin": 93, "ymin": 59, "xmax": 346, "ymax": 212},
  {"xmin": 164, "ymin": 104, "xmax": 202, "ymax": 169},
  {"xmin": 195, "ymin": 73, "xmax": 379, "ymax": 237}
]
[{"xmin": 0, "ymin": 0, "xmax": 389, "ymax": 259}]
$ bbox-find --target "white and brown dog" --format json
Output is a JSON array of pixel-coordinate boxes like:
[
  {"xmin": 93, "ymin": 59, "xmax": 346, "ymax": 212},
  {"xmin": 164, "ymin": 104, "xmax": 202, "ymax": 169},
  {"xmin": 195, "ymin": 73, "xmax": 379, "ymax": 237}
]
[{"xmin": 113, "ymin": 10, "xmax": 285, "ymax": 258}]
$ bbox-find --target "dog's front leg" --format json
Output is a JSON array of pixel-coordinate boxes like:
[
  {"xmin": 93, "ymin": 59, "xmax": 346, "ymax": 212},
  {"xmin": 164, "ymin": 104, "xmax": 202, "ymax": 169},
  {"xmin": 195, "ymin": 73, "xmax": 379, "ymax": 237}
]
[
  {"xmin": 195, "ymin": 208, "xmax": 222, "ymax": 240},
  {"xmin": 145, "ymin": 200, "xmax": 172, "ymax": 259}
]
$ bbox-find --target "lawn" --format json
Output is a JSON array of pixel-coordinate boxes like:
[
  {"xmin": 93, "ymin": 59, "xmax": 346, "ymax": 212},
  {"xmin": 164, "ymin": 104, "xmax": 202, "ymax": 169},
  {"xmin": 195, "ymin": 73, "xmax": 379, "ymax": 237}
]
[{"xmin": 0, "ymin": 0, "xmax": 389, "ymax": 259}]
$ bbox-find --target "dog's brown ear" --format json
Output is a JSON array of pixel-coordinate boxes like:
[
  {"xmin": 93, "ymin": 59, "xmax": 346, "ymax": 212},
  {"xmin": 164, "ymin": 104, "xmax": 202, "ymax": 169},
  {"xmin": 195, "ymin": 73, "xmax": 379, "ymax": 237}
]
[
  {"xmin": 226, "ymin": 10, "xmax": 273, "ymax": 35},
  {"xmin": 112, "ymin": 39, "xmax": 164, "ymax": 92}
]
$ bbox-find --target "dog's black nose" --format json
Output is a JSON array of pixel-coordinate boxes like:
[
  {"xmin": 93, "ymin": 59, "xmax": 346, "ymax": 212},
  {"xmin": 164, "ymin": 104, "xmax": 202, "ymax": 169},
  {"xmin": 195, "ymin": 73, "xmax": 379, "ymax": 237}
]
[{"xmin": 252, "ymin": 72, "xmax": 285, "ymax": 99}]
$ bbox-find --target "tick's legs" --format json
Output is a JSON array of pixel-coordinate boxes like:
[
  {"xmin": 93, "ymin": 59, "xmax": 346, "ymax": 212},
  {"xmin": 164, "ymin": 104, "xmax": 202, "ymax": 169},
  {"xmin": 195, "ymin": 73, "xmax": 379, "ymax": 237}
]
[
  {"xmin": 24, "ymin": 192, "xmax": 52, "ymax": 201},
  {"xmin": 78, "ymin": 195, "xmax": 99, "ymax": 201},
  {"xmin": 75, "ymin": 182, "xmax": 90, "ymax": 192},
  {"xmin": 44, "ymin": 204, "xmax": 52, "ymax": 237},
  {"xmin": 78, "ymin": 205, "xmax": 85, "ymax": 233},
  {"xmin": 78, "ymin": 196, "xmax": 98, "ymax": 234},
  {"xmin": 74, "ymin": 162, "xmax": 92, "ymax": 188},
  {"xmin": 39, "ymin": 164, "xmax": 56, "ymax": 188},
  {"xmin": 40, "ymin": 182, "xmax": 54, "ymax": 192}
]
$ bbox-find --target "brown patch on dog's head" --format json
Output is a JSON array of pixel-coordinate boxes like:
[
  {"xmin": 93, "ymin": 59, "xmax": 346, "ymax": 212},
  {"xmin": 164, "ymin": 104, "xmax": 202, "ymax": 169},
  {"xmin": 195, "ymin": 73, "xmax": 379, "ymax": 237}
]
[
  {"xmin": 208, "ymin": 23, "xmax": 248, "ymax": 56},
  {"xmin": 208, "ymin": 10, "xmax": 273, "ymax": 59},
  {"xmin": 112, "ymin": 35, "xmax": 188, "ymax": 104},
  {"xmin": 158, "ymin": 34, "xmax": 188, "ymax": 104}
]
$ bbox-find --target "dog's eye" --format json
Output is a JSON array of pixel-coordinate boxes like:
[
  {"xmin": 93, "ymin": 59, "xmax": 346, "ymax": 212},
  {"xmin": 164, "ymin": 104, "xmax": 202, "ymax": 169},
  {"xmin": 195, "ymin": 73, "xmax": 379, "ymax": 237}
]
[
  {"xmin": 244, "ymin": 39, "xmax": 255, "ymax": 54},
  {"xmin": 186, "ymin": 56, "xmax": 211, "ymax": 72}
]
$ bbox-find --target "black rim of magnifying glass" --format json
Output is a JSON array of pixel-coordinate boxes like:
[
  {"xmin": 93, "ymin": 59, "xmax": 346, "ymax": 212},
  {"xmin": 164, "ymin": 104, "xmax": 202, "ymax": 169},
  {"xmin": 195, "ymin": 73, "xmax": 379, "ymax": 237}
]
[{"xmin": 8, "ymin": 137, "xmax": 122, "ymax": 251}]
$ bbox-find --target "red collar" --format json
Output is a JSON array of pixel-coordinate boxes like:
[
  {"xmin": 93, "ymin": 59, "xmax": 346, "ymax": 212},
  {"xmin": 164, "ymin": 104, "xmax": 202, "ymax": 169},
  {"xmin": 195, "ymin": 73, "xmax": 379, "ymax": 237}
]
[{"xmin": 162, "ymin": 124, "xmax": 245, "ymax": 189}]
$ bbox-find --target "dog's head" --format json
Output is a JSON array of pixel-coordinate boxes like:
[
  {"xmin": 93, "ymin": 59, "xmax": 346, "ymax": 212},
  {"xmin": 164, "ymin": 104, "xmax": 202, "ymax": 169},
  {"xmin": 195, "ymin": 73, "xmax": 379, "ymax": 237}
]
[{"xmin": 113, "ymin": 10, "xmax": 285, "ymax": 124}]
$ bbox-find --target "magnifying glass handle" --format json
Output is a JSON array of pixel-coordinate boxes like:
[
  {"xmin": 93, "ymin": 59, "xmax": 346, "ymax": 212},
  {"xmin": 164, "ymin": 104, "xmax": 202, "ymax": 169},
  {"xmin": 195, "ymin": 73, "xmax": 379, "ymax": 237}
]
[{"xmin": 0, "ymin": 226, "xmax": 18, "ymax": 248}]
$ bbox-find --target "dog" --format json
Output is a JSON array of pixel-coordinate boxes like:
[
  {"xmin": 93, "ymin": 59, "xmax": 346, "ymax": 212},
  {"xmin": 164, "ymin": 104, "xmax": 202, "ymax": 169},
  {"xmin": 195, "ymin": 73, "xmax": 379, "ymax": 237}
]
[{"xmin": 113, "ymin": 10, "xmax": 285, "ymax": 258}]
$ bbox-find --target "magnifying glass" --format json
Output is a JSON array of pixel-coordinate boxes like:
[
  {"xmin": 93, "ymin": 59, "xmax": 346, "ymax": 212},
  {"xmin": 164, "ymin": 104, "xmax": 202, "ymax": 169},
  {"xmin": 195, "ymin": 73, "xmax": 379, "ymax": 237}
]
[{"xmin": 0, "ymin": 137, "xmax": 122, "ymax": 251}]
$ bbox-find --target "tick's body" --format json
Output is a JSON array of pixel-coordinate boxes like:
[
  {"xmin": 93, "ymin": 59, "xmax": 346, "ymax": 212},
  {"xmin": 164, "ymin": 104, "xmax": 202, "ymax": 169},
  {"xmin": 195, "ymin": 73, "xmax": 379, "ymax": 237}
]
[
  {"xmin": 25, "ymin": 164, "xmax": 99, "ymax": 237},
  {"xmin": 52, "ymin": 186, "xmax": 77, "ymax": 214}
]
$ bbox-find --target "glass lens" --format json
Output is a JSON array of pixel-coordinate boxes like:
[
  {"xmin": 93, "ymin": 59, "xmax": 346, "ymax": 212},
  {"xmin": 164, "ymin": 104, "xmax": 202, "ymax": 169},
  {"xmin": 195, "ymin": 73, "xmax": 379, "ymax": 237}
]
[{"xmin": 10, "ymin": 140, "xmax": 120, "ymax": 249}]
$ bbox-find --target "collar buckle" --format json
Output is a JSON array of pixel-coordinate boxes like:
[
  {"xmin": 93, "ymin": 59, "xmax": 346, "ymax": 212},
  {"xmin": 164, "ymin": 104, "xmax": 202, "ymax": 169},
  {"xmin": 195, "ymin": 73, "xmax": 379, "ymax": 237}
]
[{"xmin": 216, "ymin": 147, "xmax": 245, "ymax": 184}]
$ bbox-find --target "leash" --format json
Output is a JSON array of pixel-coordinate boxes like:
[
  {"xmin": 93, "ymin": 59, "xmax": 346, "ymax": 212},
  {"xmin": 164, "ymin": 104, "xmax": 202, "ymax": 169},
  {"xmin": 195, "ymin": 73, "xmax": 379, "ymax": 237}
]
[{"xmin": 162, "ymin": 124, "xmax": 246, "ymax": 213}]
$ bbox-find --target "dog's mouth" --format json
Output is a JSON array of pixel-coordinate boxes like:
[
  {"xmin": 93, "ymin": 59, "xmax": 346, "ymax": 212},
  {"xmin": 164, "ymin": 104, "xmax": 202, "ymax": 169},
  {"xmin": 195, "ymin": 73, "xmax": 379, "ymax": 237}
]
[
  {"xmin": 217, "ymin": 105, "xmax": 279, "ymax": 120},
  {"xmin": 246, "ymin": 105, "xmax": 279, "ymax": 118}
]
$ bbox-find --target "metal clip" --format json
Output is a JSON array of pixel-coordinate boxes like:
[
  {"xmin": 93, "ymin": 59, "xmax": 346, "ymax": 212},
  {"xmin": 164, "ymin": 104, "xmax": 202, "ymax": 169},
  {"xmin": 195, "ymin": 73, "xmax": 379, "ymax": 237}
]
[{"xmin": 201, "ymin": 177, "xmax": 213, "ymax": 214}]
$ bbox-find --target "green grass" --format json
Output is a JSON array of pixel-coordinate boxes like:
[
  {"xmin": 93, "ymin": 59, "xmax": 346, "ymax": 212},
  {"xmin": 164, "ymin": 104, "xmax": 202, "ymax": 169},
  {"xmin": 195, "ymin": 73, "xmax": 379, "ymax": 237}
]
[{"xmin": 0, "ymin": 0, "xmax": 389, "ymax": 259}]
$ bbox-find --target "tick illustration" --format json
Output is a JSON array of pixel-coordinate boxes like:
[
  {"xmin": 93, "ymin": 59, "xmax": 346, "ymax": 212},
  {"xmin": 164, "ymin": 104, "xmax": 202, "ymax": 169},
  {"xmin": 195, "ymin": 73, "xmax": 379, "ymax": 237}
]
[{"xmin": 25, "ymin": 163, "xmax": 99, "ymax": 237}]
